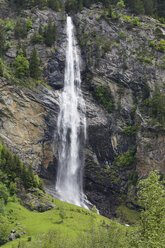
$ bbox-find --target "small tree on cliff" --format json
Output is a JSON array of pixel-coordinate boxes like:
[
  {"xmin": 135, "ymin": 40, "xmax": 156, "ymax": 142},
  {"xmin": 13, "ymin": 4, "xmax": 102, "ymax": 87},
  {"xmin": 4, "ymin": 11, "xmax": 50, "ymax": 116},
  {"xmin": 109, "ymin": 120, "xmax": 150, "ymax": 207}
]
[
  {"xmin": 130, "ymin": 170, "xmax": 165, "ymax": 248},
  {"xmin": 29, "ymin": 47, "xmax": 41, "ymax": 80}
]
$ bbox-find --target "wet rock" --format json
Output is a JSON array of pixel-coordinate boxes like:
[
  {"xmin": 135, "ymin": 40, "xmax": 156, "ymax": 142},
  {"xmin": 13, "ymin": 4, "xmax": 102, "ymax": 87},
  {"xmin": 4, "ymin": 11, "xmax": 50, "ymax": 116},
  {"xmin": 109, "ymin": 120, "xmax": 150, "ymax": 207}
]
[{"xmin": 9, "ymin": 233, "xmax": 16, "ymax": 241}]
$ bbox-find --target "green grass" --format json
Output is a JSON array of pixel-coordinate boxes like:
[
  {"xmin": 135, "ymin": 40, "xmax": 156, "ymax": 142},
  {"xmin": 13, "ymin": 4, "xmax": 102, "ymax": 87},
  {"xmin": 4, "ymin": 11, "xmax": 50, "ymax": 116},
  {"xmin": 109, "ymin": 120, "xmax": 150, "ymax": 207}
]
[
  {"xmin": 116, "ymin": 205, "xmax": 140, "ymax": 224},
  {"xmin": 2, "ymin": 197, "xmax": 124, "ymax": 248}
]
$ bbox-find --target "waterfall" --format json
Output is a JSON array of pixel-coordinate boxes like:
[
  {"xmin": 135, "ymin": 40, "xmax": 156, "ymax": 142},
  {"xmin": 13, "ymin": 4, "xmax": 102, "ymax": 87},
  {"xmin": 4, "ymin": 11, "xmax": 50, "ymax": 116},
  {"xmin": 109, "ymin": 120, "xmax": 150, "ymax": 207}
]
[{"xmin": 56, "ymin": 16, "xmax": 87, "ymax": 208}]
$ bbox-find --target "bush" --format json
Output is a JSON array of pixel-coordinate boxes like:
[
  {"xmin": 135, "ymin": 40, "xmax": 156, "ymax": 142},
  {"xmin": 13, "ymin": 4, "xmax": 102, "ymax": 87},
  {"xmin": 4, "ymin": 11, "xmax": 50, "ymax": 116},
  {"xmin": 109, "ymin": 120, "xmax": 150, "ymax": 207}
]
[
  {"xmin": 157, "ymin": 39, "xmax": 165, "ymax": 52},
  {"xmin": 149, "ymin": 83, "xmax": 165, "ymax": 126},
  {"xmin": 132, "ymin": 17, "xmax": 140, "ymax": 26},
  {"xmin": 26, "ymin": 17, "xmax": 32, "ymax": 31},
  {"xmin": 4, "ymin": 18, "xmax": 15, "ymax": 31},
  {"xmin": 14, "ymin": 19, "xmax": 27, "ymax": 39},
  {"xmin": 121, "ymin": 126, "xmax": 137, "ymax": 136},
  {"xmin": 116, "ymin": 0, "xmax": 125, "ymax": 8},
  {"xmin": 0, "ymin": 215, "xmax": 10, "ymax": 245},
  {"xmin": 115, "ymin": 149, "xmax": 135, "ymax": 167},
  {"xmin": 0, "ymin": 182, "xmax": 9, "ymax": 204},
  {"xmin": 0, "ymin": 58, "xmax": 3, "ymax": 76},
  {"xmin": 94, "ymin": 85, "xmax": 115, "ymax": 113},
  {"xmin": 0, "ymin": 24, "xmax": 5, "ymax": 57},
  {"xmin": 149, "ymin": 41, "xmax": 156, "ymax": 48}
]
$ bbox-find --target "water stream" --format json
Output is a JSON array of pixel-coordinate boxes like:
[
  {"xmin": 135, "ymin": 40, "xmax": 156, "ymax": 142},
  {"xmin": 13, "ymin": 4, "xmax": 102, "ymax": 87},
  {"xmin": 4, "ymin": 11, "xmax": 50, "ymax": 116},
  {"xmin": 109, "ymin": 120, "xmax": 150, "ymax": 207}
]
[{"xmin": 55, "ymin": 16, "xmax": 87, "ymax": 208}]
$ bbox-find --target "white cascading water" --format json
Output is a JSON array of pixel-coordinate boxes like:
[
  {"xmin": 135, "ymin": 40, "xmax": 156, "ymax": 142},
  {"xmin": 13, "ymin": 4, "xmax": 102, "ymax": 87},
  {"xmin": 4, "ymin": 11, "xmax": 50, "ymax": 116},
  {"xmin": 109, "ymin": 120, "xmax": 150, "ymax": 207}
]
[{"xmin": 56, "ymin": 16, "xmax": 87, "ymax": 208}]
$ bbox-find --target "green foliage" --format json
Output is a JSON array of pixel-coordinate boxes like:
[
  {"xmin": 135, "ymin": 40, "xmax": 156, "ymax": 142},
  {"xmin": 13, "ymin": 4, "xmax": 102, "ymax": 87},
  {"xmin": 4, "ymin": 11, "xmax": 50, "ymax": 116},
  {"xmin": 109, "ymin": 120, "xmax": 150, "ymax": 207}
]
[
  {"xmin": 119, "ymin": 31, "xmax": 126, "ymax": 39},
  {"xmin": 94, "ymin": 85, "xmax": 115, "ymax": 113},
  {"xmin": 0, "ymin": 199, "xmax": 6, "ymax": 216},
  {"xmin": 157, "ymin": 39, "xmax": 165, "ymax": 52},
  {"xmin": 137, "ymin": 56, "xmax": 152, "ymax": 64},
  {"xmin": 31, "ymin": 32, "xmax": 43, "ymax": 44},
  {"xmin": 0, "ymin": 215, "xmax": 10, "ymax": 245},
  {"xmin": 130, "ymin": 171, "xmax": 165, "ymax": 248},
  {"xmin": 4, "ymin": 18, "xmax": 15, "ymax": 31},
  {"xmin": 121, "ymin": 125, "xmax": 137, "ymax": 136},
  {"xmin": 0, "ymin": 143, "xmax": 43, "ymax": 191},
  {"xmin": 0, "ymin": 24, "xmax": 5, "ymax": 57},
  {"xmin": 116, "ymin": 204, "xmax": 139, "ymax": 224},
  {"xmin": 132, "ymin": 17, "xmax": 140, "ymax": 26},
  {"xmin": 149, "ymin": 41, "xmax": 156, "ymax": 48},
  {"xmin": 0, "ymin": 58, "xmax": 3, "ymax": 76},
  {"xmin": 115, "ymin": 149, "xmax": 135, "ymax": 167},
  {"xmin": 149, "ymin": 83, "xmax": 165, "ymax": 126},
  {"xmin": 29, "ymin": 48, "xmax": 41, "ymax": 80},
  {"xmin": 0, "ymin": 182, "xmax": 9, "ymax": 204},
  {"xmin": 59, "ymin": 206, "xmax": 66, "ymax": 222},
  {"xmin": 26, "ymin": 17, "xmax": 32, "ymax": 31},
  {"xmin": 117, "ymin": 0, "xmax": 125, "ymax": 8},
  {"xmin": 14, "ymin": 19, "xmax": 28, "ymax": 39},
  {"xmin": 43, "ymin": 19, "xmax": 57, "ymax": 47},
  {"xmin": 65, "ymin": 0, "xmax": 111, "ymax": 13},
  {"xmin": 154, "ymin": 28, "xmax": 164, "ymax": 39},
  {"xmin": 14, "ymin": 54, "xmax": 29, "ymax": 78},
  {"xmin": 48, "ymin": 0, "xmax": 64, "ymax": 11}
]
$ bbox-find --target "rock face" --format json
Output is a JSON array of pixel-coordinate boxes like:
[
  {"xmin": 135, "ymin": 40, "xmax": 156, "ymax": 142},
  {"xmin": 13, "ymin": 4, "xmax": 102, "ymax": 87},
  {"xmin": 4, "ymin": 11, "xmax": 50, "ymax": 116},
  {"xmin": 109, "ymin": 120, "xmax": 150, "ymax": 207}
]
[{"xmin": 0, "ymin": 2, "xmax": 165, "ymax": 217}]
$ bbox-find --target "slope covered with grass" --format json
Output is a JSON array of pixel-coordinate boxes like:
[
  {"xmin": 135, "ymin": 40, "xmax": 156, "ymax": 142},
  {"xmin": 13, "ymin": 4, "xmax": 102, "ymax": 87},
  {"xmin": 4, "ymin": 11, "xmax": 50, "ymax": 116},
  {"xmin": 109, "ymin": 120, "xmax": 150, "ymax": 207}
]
[{"xmin": 2, "ymin": 197, "xmax": 128, "ymax": 248}]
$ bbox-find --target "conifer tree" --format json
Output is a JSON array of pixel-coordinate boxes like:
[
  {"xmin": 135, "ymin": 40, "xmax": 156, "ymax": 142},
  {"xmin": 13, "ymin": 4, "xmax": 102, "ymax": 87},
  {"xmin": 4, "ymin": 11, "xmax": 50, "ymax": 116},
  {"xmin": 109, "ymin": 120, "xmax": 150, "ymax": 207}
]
[
  {"xmin": 0, "ymin": 25, "xmax": 5, "ymax": 57},
  {"xmin": 29, "ymin": 47, "xmax": 41, "ymax": 80},
  {"xmin": 44, "ymin": 19, "xmax": 57, "ymax": 47},
  {"xmin": 0, "ymin": 59, "xmax": 3, "ymax": 77}
]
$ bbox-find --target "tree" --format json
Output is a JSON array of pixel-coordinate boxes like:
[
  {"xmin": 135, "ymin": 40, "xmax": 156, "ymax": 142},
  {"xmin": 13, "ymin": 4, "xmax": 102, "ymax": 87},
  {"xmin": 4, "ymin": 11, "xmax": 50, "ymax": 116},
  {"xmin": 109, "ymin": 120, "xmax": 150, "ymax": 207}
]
[
  {"xmin": 0, "ymin": 24, "xmax": 5, "ymax": 57},
  {"xmin": 14, "ymin": 54, "xmax": 29, "ymax": 78},
  {"xmin": 0, "ymin": 215, "xmax": 10, "ymax": 245},
  {"xmin": 29, "ymin": 48, "xmax": 41, "ymax": 79},
  {"xmin": 14, "ymin": 19, "xmax": 27, "ymax": 39},
  {"xmin": 44, "ymin": 19, "xmax": 57, "ymax": 47},
  {"xmin": 0, "ymin": 59, "xmax": 3, "ymax": 76},
  {"xmin": 130, "ymin": 171, "xmax": 165, "ymax": 248},
  {"xmin": 0, "ymin": 182, "xmax": 9, "ymax": 204}
]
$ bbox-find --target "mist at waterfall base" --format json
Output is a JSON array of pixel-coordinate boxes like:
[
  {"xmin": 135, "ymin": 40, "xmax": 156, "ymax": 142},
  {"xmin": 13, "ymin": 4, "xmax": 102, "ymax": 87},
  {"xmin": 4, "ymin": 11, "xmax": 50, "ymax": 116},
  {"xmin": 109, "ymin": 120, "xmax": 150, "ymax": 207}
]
[{"xmin": 55, "ymin": 16, "xmax": 89, "ymax": 209}]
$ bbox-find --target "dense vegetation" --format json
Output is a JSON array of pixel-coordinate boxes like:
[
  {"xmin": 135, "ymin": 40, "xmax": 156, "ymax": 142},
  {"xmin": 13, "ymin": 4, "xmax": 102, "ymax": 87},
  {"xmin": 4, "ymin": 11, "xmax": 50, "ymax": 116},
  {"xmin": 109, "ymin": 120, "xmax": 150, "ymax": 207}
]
[
  {"xmin": 9, "ymin": 0, "xmax": 64, "ymax": 11},
  {"xmin": 64, "ymin": 0, "xmax": 165, "ymax": 21}
]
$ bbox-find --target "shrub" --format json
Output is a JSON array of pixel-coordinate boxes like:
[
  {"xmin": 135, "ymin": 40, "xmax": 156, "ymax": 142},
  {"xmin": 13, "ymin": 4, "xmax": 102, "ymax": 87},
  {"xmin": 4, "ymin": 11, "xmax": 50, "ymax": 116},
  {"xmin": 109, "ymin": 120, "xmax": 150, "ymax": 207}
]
[
  {"xmin": 121, "ymin": 126, "xmax": 137, "ymax": 136},
  {"xmin": 94, "ymin": 85, "xmax": 115, "ymax": 113},
  {"xmin": 14, "ymin": 19, "xmax": 27, "ymax": 39},
  {"xmin": 132, "ymin": 17, "xmax": 140, "ymax": 26},
  {"xmin": 0, "ymin": 24, "xmax": 5, "ymax": 57},
  {"xmin": 31, "ymin": 32, "xmax": 43, "ymax": 44},
  {"xmin": 0, "ymin": 58, "xmax": 3, "ymax": 76},
  {"xmin": 26, "ymin": 17, "xmax": 32, "ymax": 31},
  {"xmin": 4, "ymin": 18, "xmax": 15, "ymax": 31},
  {"xmin": 119, "ymin": 31, "xmax": 126, "ymax": 39},
  {"xmin": 149, "ymin": 83, "xmax": 165, "ymax": 126},
  {"xmin": 149, "ymin": 41, "xmax": 156, "ymax": 48},
  {"xmin": 116, "ymin": 0, "xmax": 125, "ymax": 8},
  {"xmin": 157, "ymin": 39, "xmax": 165, "ymax": 52},
  {"xmin": 0, "ymin": 182, "xmax": 9, "ymax": 204},
  {"xmin": 115, "ymin": 149, "xmax": 135, "ymax": 167},
  {"xmin": 0, "ymin": 215, "xmax": 10, "ymax": 245}
]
